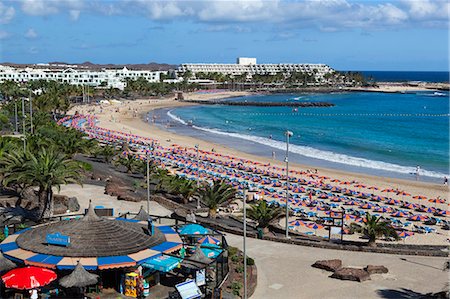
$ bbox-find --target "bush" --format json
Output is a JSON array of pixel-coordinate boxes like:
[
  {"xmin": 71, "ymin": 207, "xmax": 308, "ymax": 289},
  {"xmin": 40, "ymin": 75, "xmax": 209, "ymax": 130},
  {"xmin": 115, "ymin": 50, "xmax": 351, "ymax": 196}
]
[
  {"xmin": 231, "ymin": 282, "xmax": 242, "ymax": 296},
  {"xmin": 246, "ymin": 257, "xmax": 255, "ymax": 266},
  {"xmin": 235, "ymin": 265, "xmax": 244, "ymax": 273},
  {"xmin": 231, "ymin": 255, "xmax": 241, "ymax": 263},
  {"xmin": 228, "ymin": 246, "xmax": 238, "ymax": 257},
  {"xmin": 78, "ymin": 161, "xmax": 93, "ymax": 171}
]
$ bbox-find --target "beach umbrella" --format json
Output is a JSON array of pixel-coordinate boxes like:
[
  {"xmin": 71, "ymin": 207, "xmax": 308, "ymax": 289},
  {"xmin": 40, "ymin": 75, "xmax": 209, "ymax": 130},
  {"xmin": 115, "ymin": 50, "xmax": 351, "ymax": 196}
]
[
  {"xmin": 343, "ymin": 214, "xmax": 356, "ymax": 221},
  {"xmin": 413, "ymin": 195, "xmax": 427, "ymax": 200},
  {"xmin": 59, "ymin": 262, "xmax": 99, "ymax": 288},
  {"xmin": 359, "ymin": 203, "xmax": 374, "ymax": 209},
  {"xmin": 437, "ymin": 210, "xmax": 450, "ymax": 217},
  {"xmin": 289, "ymin": 220, "xmax": 307, "ymax": 227},
  {"xmin": 408, "ymin": 214, "xmax": 428, "ymax": 221},
  {"xmin": 428, "ymin": 198, "xmax": 445, "ymax": 204},
  {"xmin": 370, "ymin": 195, "xmax": 384, "ymax": 202},
  {"xmin": 330, "ymin": 179, "xmax": 340, "ymax": 183},
  {"xmin": 340, "ymin": 181, "xmax": 352, "ymax": 185},
  {"xmin": 397, "ymin": 191, "xmax": 411, "ymax": 200},
  {"xmin": 386, "ymin": 199, "xmax": 400, "ymax": 205},
  {"xmin": 398, "ymin": 231, "xmax": 414, "ymax": 239},
  {"xmin": 179, "ymin": 224, "xmax": 209, "ymax": 235},
  {"xmin": 198, "ymin": 236, "xmax": 221, "ymax": 246},
  {"xmin": 354, "ymin": 184, "xmax": 366, "ymax": 189},
  {"xmin": 391, "ymin": 211, "xmax": 407, "ymax": 217},
  {"xmin": 402, "ymin": 203, "xmax": 417, "ymax": 210},
  {"xmin": 344, "ymin": 200, "xmax": 359, "ymax": 206},
  {"xmin": 367, "ymin": 186, "xmax": 379, "ymax": 191},
  {"xmin": 2, "ymin": 266, "xmax": 57, "ymax": 290},
  {"xmin": 374, "ymin": 206, "xmax": 392, "ymax": 213},
  {"xmin": 306, "ymin": 222, "xmax": 324, "ymax": 230}
]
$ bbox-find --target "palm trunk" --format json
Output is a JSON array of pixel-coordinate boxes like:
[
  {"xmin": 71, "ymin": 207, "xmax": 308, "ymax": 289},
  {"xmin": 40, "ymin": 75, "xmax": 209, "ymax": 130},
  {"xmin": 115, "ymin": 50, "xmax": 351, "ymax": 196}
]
[
  {"xmin": 209, "ymin": 208, "xmax": 217, "ymax": 219},
  {"xmin": 40, "ymin": 188, "xmax": 53, "ymax": 219}
]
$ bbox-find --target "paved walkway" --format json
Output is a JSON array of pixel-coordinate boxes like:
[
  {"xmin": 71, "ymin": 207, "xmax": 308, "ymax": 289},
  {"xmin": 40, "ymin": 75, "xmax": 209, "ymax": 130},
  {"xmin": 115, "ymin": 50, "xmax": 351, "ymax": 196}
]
[
  {"xmin": 57, "ymin": 184, "xmax": 172, "ymax": 217},
  {"xmin": 225, "ymin": 234, "xmax": 448, "ymax": 299}
]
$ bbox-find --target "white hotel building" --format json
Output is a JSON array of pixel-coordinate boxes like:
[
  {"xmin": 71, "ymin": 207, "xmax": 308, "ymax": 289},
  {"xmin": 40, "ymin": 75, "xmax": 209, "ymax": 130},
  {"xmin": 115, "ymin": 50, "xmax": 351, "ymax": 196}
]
[
  {"xmin": 0, "ymin": 65, "xmax": 165, "ymax": 90},
  {"xmin": 178, "ymin": 57, "xmax": 335, "ymax": 82}
]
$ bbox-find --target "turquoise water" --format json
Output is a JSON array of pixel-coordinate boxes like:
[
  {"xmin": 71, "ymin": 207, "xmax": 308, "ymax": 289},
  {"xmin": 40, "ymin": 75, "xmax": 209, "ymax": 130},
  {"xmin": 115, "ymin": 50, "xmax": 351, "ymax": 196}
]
[{"xmin": 168, "ymin": 91, "xmax": 449, "ymax": 180}]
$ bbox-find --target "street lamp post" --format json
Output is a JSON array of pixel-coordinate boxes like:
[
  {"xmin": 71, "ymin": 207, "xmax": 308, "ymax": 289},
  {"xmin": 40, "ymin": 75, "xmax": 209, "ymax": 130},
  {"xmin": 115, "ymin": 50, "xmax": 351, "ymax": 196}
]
[
  {"xmin": 285, "ymin": 130, "xmax": 293, "ymax": 238},
  {"xmin": 22, "ymin": 98, "xmax": 26, "ymax": 151},
  {"xmin": 195, "ymin": 144, "xmax": 200, "ymax": 209},
  {"xmin": 29, "ymin": 92, "xmax": 33, "ymax": 134},
  {"xmin": 243, "ymin": 187, "xmax": 247, "ymax": 299},
  {"xmin": 14, "ymin": 100, "xmax": 18, "ymax": 133},
  {"xmin": 147, "ymin": 142, "xmax": 155, "ymax": 213}
]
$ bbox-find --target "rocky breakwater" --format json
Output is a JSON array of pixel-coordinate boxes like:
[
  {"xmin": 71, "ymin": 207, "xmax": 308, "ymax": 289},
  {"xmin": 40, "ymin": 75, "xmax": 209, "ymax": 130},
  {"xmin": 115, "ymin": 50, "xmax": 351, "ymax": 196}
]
[{"xmin": 181, "ymin": 99, "xmax": 335, "ymax": 108}]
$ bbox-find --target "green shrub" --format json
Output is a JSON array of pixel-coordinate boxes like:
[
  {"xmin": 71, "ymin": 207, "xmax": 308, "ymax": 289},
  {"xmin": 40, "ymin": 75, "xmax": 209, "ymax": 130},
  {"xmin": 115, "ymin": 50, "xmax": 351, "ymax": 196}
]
[
  {"xmin": 231, "ymin": 282, "xmax": 242, "ymax": 296},
  {"xmin": 246, "ymin": 257, "xmax": 255, "ymax": 266},
  {"xmin": 231, "ymin": 255, "xmax": 241, "ymax": 263},
  {"xmin": 228, "ymin": 246, "xmax": 238, "ymax": 257},
  {"xmin": 0, "ymin": 232, "xmax": 5, "ymax": 243},
  {"xmin": 78, "ymin": 161, "xmax": 93, "ymax": 171},
  {"xmin": 235, "ymin": 265, "xmax": 244, "ymax": 273}
]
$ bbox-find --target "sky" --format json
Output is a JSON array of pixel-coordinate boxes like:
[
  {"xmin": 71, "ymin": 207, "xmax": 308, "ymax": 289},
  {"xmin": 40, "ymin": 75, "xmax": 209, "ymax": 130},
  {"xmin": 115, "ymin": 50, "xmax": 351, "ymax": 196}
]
[{"xmin": 0, "ymin": 0, "xmax": 449, "ymax": 71}]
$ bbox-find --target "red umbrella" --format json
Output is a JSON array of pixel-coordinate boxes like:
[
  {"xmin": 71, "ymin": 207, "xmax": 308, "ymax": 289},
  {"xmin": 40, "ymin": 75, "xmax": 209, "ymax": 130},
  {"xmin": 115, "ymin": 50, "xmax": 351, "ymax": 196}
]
[
  {"xmin": 429, "ymin": 198, "xmax": 445, "ymax": 204},
  {"xmin": 2, "ymin": 266, "xmax": 57, "ymax": 290},
  {"xmin": 413, "ymin": 195, "xmax": 427, "ymax": 200}
]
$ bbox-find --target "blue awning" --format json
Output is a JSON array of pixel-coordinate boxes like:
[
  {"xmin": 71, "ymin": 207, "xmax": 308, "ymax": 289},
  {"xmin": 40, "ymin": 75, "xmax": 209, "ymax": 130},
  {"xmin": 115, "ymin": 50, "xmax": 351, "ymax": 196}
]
[
  {"xmin": 158, "ymin": 226, "xmax": 177, "ymax": 234},
  {"xmin": 0, "ymin": 242, "xmax": 19, "ymax": 252},
  {"xmin": 97, "ymin": 255, "xmax": 135, "ymax": 266},
  {"xmin": 27, "ymin": 254, "xmax": 64, "ymax": 265},
  {"xmin": 150, "ymin": 242, "xmax": 181, "ymax": 253},
  {"xmin": 142, "ymin": 255, "xmax": 182, "ymax": 272}
]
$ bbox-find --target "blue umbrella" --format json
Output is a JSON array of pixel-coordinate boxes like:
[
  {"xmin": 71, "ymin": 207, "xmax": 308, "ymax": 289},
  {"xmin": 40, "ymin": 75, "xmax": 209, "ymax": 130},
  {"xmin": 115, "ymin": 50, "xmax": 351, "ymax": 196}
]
[
  {"xmin": 179, "ymin": 224, "xmax": 209, "ymax": 235},
  {"xmin": 200, "ymin": 247, "xmax": 223, "ymax": 259}
]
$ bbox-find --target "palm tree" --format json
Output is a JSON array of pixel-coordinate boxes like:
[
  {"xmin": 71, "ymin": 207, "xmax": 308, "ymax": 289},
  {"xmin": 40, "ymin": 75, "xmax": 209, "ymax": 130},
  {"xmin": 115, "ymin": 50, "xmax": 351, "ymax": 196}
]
[
  {"xmin": 0, "ymin": 148, "xmax": 83, "ymax": 219},
  {"xmin": 99, "ymin": 144, "xmax": 117, "ymax": 163},
  {"xmin": 350, "ymin": 213, "xmax": 399, "ymax": 247},
  {"xmin": 194, "ymin": 180, "xmax": 236, "ymax": 218},
  {"xmin": 114, "ymin": 154, "xmax": 141, "ymax": 174},
  {"xmin": 247, "ymin": 200, "xmax": 283, "ymax": 234}
]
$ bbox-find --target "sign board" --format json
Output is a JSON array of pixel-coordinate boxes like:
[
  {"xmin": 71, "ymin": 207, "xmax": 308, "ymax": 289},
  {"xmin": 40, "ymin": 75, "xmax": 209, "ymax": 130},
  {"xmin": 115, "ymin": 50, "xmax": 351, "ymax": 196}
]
[
  {"xmin": 46, "ymin": 232, "xmax": 70, "ymax": 247},
  {"xmin": 175, "ymin": 279, "xmax": 202, "ymax": 299},
  {"xmin": 195, "ymin": 269, "xmax": 206, "ymax": 286},
  {"xmin": 330, "ymin": 227, "xmax": 342, "ymax": 241}
]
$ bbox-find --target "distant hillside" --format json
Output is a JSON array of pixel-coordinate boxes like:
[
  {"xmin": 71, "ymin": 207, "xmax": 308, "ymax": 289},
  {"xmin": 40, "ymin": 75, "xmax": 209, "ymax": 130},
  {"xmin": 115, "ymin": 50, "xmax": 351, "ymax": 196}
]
[{"xmin": 1, "ymin": 61, "xmax": 178, "ymax": 71}]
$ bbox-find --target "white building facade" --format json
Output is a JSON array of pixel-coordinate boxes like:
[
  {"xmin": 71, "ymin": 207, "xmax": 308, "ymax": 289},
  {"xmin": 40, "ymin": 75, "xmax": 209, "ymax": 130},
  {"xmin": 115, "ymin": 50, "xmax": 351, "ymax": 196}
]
[
  {"xmin": 0, "ymin": 65, "xmax": 166, "ymax": 90},
  {"xmin": 178, "ymin": 57, "xmax": 335, "ymax": 83}
]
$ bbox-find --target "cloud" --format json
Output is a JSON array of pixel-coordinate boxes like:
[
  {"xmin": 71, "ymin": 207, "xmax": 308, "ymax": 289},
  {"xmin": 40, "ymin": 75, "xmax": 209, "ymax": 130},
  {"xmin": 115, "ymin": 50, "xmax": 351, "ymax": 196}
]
[
  {"xmin": 25, "ymin": 28, "xmax": 38, "ymax": 39},
  {"xmin": 14, "ymin": 0, "xmax": 450, "ymax": 30},
  {"xmin": 0, "ymin": 2, "xmax": 15, "ymax": 24}
]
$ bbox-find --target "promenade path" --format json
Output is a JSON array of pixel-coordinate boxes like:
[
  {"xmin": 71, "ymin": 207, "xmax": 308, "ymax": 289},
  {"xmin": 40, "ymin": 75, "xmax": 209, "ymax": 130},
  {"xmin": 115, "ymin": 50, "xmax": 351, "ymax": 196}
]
[{"xmin": 225, "ymin": 233, "xmax": 448, "ymax": 299}]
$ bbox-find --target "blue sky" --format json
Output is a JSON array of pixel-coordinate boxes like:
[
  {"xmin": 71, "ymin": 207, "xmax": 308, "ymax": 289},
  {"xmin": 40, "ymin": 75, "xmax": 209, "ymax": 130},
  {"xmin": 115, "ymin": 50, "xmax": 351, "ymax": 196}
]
[{"xmin": 0, "ymin": 0, "xmax": 448, "ymax": 71}]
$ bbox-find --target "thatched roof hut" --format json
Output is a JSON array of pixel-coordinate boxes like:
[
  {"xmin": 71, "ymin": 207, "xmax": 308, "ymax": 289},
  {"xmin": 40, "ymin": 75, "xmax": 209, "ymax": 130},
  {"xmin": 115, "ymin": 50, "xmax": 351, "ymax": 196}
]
[
  {"xmin": 181, "ymin": 244, "xmax": 211, "ymax": 269},
  {"xmin": 0, "ymin": 252, "xmax": 16, "ymax": 272},
  {"xmin": 15, "ymin": 202, "xmax": 165, "ymax": 257},
  {"xmin": 59, "ymin": 262, "xmax": 99, "ymax": 288},
  {"xmin": 133, "ymin": 206, "xmax": 150, "ymax": 221}
]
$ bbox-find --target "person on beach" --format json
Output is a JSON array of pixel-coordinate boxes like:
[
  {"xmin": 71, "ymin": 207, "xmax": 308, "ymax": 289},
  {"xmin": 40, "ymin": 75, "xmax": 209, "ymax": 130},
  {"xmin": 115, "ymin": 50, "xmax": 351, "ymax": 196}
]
[
  {"xmin": 416, "ymin": 165, "xmax": 420, "ymax": 180},
  {"xmin": 272, "ymin": 151, "xmax": 276, "ymax": 160},
  {"xmin": 444, "ymin": 177, "xmax": 448, "ymax": 186}
]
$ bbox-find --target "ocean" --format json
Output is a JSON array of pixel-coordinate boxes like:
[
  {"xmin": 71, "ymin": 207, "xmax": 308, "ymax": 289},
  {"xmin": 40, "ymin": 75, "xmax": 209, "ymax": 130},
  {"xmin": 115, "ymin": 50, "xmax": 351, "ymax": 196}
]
[
  {"xmin": 359, "ymin": 71, "xmax": 449, "ymax": 83},
  {"xmin": 156, "ymin": 90, "xmax": 449, "ymax": 182}
]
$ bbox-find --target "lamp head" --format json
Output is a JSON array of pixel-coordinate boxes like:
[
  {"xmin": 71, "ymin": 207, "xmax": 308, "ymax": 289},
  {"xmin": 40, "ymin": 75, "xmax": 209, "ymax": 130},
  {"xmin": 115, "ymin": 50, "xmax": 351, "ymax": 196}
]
[{"xmin": 285, "ymin": 130, "xmax": 293, "ymax": 137}]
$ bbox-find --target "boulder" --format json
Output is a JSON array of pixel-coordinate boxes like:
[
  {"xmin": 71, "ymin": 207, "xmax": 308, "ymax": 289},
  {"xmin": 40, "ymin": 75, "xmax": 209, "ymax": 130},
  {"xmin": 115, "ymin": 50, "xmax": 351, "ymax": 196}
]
[
  {"xmin": 312, "ymin": 259, "xmax": 342, "ymax": 272},
  {"xmin": 330, "ymin": 267, "xmax": 371, "ymax": 282},
  {"xmin": 53, "ymin": 195, "xmax": 80, "ymax": 214},
  {"xmin": 364, "ymin": 265, "xmax": 388, "ymax": 274}
]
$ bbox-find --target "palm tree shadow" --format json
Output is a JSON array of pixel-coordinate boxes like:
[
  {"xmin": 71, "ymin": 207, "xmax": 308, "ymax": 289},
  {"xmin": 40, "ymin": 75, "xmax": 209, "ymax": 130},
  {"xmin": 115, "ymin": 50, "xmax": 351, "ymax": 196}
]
[{"xmin": 376, "ymin": 288, "xmax": 447, "ymax": 299}]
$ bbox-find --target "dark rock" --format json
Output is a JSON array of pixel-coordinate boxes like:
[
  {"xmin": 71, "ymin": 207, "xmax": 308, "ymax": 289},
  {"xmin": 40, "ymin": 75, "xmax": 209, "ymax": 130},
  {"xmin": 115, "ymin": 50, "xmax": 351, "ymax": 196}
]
[
  {"xmin": 67, "ymin": 197, "xmax": 80, "ymax": 212},
  {"xmin": 330, "ymin": 267, "xmax": 371, "ymax": 282},
  {"xmin": 312, "ymin": 259, "xmax": 342, "ymax": 272},
  {"xmin": 364, "ymin": 265, "xmax": 388, "ymax": 274}
]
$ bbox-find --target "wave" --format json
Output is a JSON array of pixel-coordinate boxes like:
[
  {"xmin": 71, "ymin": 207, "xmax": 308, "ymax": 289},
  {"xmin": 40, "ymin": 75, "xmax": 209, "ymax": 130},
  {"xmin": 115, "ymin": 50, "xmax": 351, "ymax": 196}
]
[{"xmin": 167, "ymin": 111, "xmax": 448, "ymax": 179}]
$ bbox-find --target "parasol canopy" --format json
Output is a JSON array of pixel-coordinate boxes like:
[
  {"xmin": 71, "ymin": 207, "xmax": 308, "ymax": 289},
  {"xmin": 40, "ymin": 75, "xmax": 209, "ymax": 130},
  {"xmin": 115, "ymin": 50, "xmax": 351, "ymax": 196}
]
[{"xmin": 2, "ymin": 266, "xmax": 56, "ymax": 289}]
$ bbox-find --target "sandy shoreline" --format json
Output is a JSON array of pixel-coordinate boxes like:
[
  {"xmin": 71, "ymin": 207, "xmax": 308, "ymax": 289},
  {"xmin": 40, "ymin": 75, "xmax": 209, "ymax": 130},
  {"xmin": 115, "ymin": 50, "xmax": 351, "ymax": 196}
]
[{"xmin": 72, "ymin": 90, "xmax": 448, "ymax": 200}]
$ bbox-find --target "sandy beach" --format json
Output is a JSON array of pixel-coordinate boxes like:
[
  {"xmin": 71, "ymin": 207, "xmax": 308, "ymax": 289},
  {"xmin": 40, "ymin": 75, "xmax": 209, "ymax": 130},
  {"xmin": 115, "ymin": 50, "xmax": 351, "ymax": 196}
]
[{"xmin": 70, "ymin": 90, "xmax": 449, "ymax": 246}]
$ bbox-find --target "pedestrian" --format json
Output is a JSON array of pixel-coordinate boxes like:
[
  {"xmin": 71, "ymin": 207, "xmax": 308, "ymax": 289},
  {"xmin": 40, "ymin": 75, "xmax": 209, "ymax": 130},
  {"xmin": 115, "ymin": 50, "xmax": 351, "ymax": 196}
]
[
  {"xmin": 30, "ymin": 289, "xmax": 38, "ymax": 299},
  {"xmin": 444, "ymin": 177, "xmax": 448, "ymax": 186},
  {"xmin": 272, "ymin": 151, "xmax": 276, "ymax": 160}
]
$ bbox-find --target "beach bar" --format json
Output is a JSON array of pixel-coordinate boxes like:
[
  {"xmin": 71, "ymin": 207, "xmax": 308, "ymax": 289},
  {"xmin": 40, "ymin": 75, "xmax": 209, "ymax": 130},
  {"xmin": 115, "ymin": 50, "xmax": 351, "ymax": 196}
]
[{"xmin": 0, "ymin": 204, "xmax": 230, "ymax": 298}]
